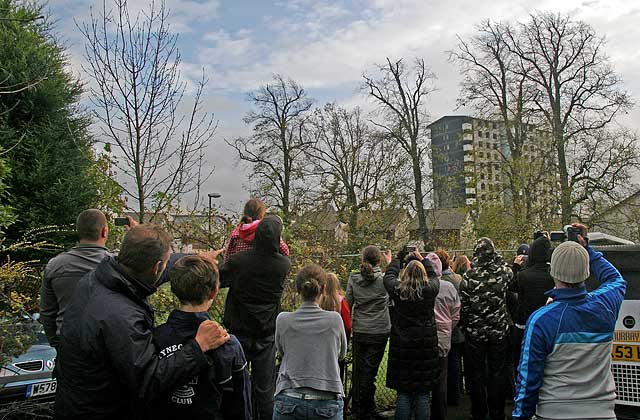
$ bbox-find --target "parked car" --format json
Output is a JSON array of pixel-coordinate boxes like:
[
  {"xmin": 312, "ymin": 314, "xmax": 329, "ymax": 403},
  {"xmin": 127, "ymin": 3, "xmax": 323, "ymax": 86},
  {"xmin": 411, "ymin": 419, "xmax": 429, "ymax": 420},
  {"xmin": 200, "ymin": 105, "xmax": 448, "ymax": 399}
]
[
  {"xmin": 589, "ymin": 245, "xmax": 640, "ymax": 420},
  {"xmin": 0, "ymin": 317, "xmax": 57, "ymax": 403}
]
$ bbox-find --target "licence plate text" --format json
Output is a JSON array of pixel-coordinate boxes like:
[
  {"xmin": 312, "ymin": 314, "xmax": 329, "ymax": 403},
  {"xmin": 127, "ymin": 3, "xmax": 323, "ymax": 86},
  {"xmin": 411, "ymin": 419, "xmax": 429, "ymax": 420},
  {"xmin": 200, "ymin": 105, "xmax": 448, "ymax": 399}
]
[
  {"xmin": 26, "ymin": 380, "xmax": 57, "ymax": 398},
  {"xmin": 612, "ymin": 344, "xmax": 640, "ymax": 362}
]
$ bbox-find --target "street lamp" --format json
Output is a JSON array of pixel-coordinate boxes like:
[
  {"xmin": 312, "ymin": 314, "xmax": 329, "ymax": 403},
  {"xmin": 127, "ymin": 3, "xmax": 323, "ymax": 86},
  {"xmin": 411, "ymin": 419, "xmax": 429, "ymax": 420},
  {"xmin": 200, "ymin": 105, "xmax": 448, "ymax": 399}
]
[{"xmin": 208, "ymin": 192, "xmax": 222, "ymax": 247}]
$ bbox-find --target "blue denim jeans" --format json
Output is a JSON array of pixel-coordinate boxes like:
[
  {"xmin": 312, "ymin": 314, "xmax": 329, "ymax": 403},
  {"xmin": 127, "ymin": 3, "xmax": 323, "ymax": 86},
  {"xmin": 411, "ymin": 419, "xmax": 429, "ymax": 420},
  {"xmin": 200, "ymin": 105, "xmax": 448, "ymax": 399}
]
[
  {"xmin": 395, "ymin": 392, "xmax": 430, "ymax": 420},
  {"xmin": 273, "ymin": 394, "xmax": 344, "ymax": 420}
]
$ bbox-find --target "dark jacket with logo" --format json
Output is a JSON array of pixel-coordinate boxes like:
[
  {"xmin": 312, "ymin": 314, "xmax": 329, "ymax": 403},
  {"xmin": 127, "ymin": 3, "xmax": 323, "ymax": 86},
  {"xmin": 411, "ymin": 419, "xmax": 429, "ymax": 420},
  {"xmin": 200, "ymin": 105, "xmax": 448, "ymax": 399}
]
[
  {"xmin": 154, "ymin": 310, "xmax": 252, "ymax": 420},
  {"xmin": 39, "ymin": 244, "xmax": 110, "ymax": 348},
  {"xmin": 383, "ymin": 258, "xmax": 440, "ymax": 392},
  {"xmin": 55, "ymin": 256, "xmax": 208, "ymax": 420},
  {"xmin": 220, "ymin": 216, "xmax": 291, "ymax": 337}
]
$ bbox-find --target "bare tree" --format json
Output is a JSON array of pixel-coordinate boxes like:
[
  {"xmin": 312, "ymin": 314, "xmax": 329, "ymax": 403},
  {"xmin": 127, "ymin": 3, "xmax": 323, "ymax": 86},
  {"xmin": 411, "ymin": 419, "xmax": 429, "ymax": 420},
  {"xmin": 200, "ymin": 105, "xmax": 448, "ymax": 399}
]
[
  {"xmin": 304, "ymin": 103, "xmax": 407, "ymax": 237},
  {"xmin": 362, "ymin": 58, "xmax": 436, "ymax": 247},
  {"xmin": 451, "ymin": 20, "xmax": 557, "ymax": 229},
  {"xmin": 227, "ymin": 75, "xmax": 313, "ymax": 224},
  {"xmin": 568, "ymin": 128, "xmax": 640, "ymax": 221},
  {"xmin": 507, "ymin": 12, "xmax": 634, "ymax": 224},
  {"xmin": 79, "ymin": 0, "xmax": 216, "ymax": 223}
]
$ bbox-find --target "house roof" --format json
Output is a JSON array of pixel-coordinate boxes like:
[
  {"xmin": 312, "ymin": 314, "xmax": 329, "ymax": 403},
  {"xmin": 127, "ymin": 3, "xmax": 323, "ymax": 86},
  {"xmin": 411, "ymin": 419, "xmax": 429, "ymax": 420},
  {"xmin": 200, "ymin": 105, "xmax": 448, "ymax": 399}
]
[
  {"xmin": 600, "ymin": 190, "xmax": 640, "ymax": 215},
  {"xmin": 356, "ymin": 208, "xmax": 410, "ymax": 231},
  {"xmin": 300, "ymin": 205, "xmax": 341, "ymax": 231},
  {"xmin": 408, "ymin": 208, "xmax": 467, "ymax": 231}
]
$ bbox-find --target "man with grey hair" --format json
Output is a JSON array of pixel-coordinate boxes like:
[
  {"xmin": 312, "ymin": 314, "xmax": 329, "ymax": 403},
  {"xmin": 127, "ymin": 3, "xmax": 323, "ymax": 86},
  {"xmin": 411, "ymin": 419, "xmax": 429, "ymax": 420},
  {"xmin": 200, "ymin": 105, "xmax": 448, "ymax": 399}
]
[
  {"xmin": 512, "ymin": 224, "xmax": 626, "ymax": 420},
  {"xmin": 39, "ymin": 209, "xmax": 110, "ymax": 348}
]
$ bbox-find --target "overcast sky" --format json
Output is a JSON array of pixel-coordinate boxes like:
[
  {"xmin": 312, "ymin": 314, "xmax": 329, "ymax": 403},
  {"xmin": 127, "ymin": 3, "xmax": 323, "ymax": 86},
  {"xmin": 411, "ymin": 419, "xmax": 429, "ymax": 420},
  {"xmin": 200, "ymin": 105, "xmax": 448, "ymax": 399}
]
[{"xmin": 49, "ymin": 0, "xmax": 640, "ymax": 214}]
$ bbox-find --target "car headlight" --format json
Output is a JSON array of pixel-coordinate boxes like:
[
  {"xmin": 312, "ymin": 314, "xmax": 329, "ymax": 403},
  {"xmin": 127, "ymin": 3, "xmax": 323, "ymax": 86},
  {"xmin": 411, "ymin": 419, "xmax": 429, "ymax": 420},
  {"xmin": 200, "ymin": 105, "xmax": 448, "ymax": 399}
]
[{"xmin": 0, "ymin": 366, "xmax": 17, "ymax": 377}]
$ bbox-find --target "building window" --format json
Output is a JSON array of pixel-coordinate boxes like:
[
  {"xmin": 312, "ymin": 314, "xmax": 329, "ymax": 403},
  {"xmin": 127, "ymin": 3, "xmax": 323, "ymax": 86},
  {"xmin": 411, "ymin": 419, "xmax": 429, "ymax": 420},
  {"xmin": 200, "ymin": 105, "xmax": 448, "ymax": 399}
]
[{"xmin": 493, "ymin": 133, "xmax": 497, "ymax": 140}]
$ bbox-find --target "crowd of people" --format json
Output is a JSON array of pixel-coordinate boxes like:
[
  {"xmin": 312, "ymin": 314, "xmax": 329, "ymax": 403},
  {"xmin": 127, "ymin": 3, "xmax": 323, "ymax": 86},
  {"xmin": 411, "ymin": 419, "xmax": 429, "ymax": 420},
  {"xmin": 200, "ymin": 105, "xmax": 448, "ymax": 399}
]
[{"xmin": 40, "ymin": 199, "xmax": 627, "ymax": 420}]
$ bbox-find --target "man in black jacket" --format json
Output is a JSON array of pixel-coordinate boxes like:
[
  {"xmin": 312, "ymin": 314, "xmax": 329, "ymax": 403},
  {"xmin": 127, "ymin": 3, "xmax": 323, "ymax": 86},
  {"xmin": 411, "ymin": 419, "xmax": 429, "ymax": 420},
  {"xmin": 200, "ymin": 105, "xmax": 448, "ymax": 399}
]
[
  {"xmin": 55, "ymin": 224, "xmax": 229, "ymax": 420},
  {"xmin": 220, "ymin": 215, "xmax": 291, "ymax": 420},
  {"xmin": 39, "ymin": 209, "xmax": 110, "ymax": 348},
  {"xmin": 511, "ymin": 236, "xmax": 554, "ymax": 368}
]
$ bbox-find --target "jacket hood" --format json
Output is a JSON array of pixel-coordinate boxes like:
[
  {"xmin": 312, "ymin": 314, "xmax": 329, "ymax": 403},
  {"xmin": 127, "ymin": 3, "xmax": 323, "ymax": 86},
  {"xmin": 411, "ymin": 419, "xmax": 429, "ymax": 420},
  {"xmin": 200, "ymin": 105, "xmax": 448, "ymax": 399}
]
[
  {"xmin": 472, "ymin": 237, "xmax": 504, "ymax": 267},
  {"xmin": 96, "ymin": 256, "xmax": 156, "ymax": 301},
  {"xmin": 353, "ymin": 266, "xmax": 383, "ymax": 285},
  {"xmin": 238, "ymin": 220, "xmax": 260, "ymax": 241},
  {"xmin": 425, "ymin": 253, "xmax": 443, "ymax": 278},
  {"xmin": 254, "ymin": 215, "xmax": 283, "ymax": 254},
  {"xmin": 528, "ymin": 236, "xmax": 552, "ymax": 265}
]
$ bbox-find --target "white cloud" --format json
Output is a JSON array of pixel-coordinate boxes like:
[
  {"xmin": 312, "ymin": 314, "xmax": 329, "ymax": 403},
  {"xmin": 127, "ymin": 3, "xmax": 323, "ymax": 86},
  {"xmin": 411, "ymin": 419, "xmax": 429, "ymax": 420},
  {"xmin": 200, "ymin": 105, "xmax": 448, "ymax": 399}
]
[
  {"xmin": 189, "ymin": 0, "xmax": 639, "ymax": 124},
  {"xmin": 48, "ymin": 0, "xmax": 640, "ymax": 210},
  {"xmin": 200, "ymin": 29, "xmax": 254, "ymax": 65}
]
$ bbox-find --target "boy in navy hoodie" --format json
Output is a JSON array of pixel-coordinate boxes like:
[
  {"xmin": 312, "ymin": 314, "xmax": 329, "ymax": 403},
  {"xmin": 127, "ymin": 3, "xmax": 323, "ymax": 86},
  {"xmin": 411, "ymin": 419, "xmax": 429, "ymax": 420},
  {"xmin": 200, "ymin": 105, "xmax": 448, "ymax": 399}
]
[{"xmin": 154, "ymin": 255, "xmax": 252, "ymax": 420}]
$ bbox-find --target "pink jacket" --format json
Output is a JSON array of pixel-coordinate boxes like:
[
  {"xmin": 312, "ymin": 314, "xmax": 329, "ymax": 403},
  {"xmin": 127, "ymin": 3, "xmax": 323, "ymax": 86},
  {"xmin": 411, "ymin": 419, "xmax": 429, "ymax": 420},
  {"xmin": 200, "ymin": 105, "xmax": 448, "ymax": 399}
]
[{"xmin": 426, "ymin": 253, "xmax": 461, "ymax": 357}]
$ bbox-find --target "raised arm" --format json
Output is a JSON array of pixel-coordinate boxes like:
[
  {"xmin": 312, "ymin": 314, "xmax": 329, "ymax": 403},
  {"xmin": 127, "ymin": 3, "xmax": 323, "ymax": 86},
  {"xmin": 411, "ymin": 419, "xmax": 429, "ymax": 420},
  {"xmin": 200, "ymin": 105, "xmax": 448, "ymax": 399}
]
[
  {"xmin": 383, "ymin": 259, "xmax": 402, "ymax": 294},
  {"xmin": 587, "ymin": 246, "xmax": 626, "ymax": 314}
]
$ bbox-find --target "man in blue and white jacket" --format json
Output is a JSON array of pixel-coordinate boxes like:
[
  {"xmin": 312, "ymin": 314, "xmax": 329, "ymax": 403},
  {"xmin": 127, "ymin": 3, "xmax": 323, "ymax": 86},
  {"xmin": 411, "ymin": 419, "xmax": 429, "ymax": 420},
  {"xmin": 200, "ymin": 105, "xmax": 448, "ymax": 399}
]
[{"xmin": 513, "ymin": 224, "xmax": 626, "ymax": 420}]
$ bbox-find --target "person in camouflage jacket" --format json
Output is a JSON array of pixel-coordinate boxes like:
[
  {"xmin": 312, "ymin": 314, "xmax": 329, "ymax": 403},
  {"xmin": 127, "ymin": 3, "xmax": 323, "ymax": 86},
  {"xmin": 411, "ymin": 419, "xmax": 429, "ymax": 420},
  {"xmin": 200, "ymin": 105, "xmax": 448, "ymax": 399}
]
[{"xmin": 460, "ymin": 237, "xmax": 513, "ymax": 420}]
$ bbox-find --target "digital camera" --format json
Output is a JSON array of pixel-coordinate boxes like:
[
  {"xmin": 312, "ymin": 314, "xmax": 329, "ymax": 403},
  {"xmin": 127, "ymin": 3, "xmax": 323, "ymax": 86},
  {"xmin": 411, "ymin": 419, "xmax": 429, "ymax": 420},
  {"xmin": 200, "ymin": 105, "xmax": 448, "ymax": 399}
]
[{"xmin": 549, "ymin": 225, "xmax": 584, "ymax": 243}]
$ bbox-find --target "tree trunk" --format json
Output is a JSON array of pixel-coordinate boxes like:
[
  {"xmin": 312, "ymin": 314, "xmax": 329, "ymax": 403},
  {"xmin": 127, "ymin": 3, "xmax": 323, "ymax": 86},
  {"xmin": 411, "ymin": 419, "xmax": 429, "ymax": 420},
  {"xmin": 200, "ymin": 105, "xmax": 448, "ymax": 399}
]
[
  {"xmin": 282, "ymin": 152, "xmax": 291, "ymax": 225},
  {"xmin": 346, "ymin": 188, "xmax": 359, "ymax": 241},
  {"xmin": 137, "ymin": 180, "xmax": 145, "ymax": 224},
  {"xmin": 555, "ymin": 130, "xmax": 571, "ymax": 225},
  {"xmin": 411, "ymin": 151, "xmax": 430, "ymax": 250}
]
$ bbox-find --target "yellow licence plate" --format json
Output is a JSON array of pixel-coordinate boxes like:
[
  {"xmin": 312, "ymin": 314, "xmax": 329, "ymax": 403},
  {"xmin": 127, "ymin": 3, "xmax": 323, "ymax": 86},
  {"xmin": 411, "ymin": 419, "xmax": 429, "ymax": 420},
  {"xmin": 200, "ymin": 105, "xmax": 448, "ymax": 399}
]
[{"xmin": 612, "ymin": 344, "xmax": 640, "ymax": 362}]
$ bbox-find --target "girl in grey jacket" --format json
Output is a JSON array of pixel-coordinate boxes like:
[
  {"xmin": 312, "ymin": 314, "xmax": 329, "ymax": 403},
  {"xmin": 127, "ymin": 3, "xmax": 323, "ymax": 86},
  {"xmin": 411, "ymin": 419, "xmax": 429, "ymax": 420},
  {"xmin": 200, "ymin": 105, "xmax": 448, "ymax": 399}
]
[
  {"xmin": 346, "ymin": 245, "xmax": 390, "ymax": 420},
  {"xmin": 274, "ymin": 264, "xmax": 347, "ymax": 420}
]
